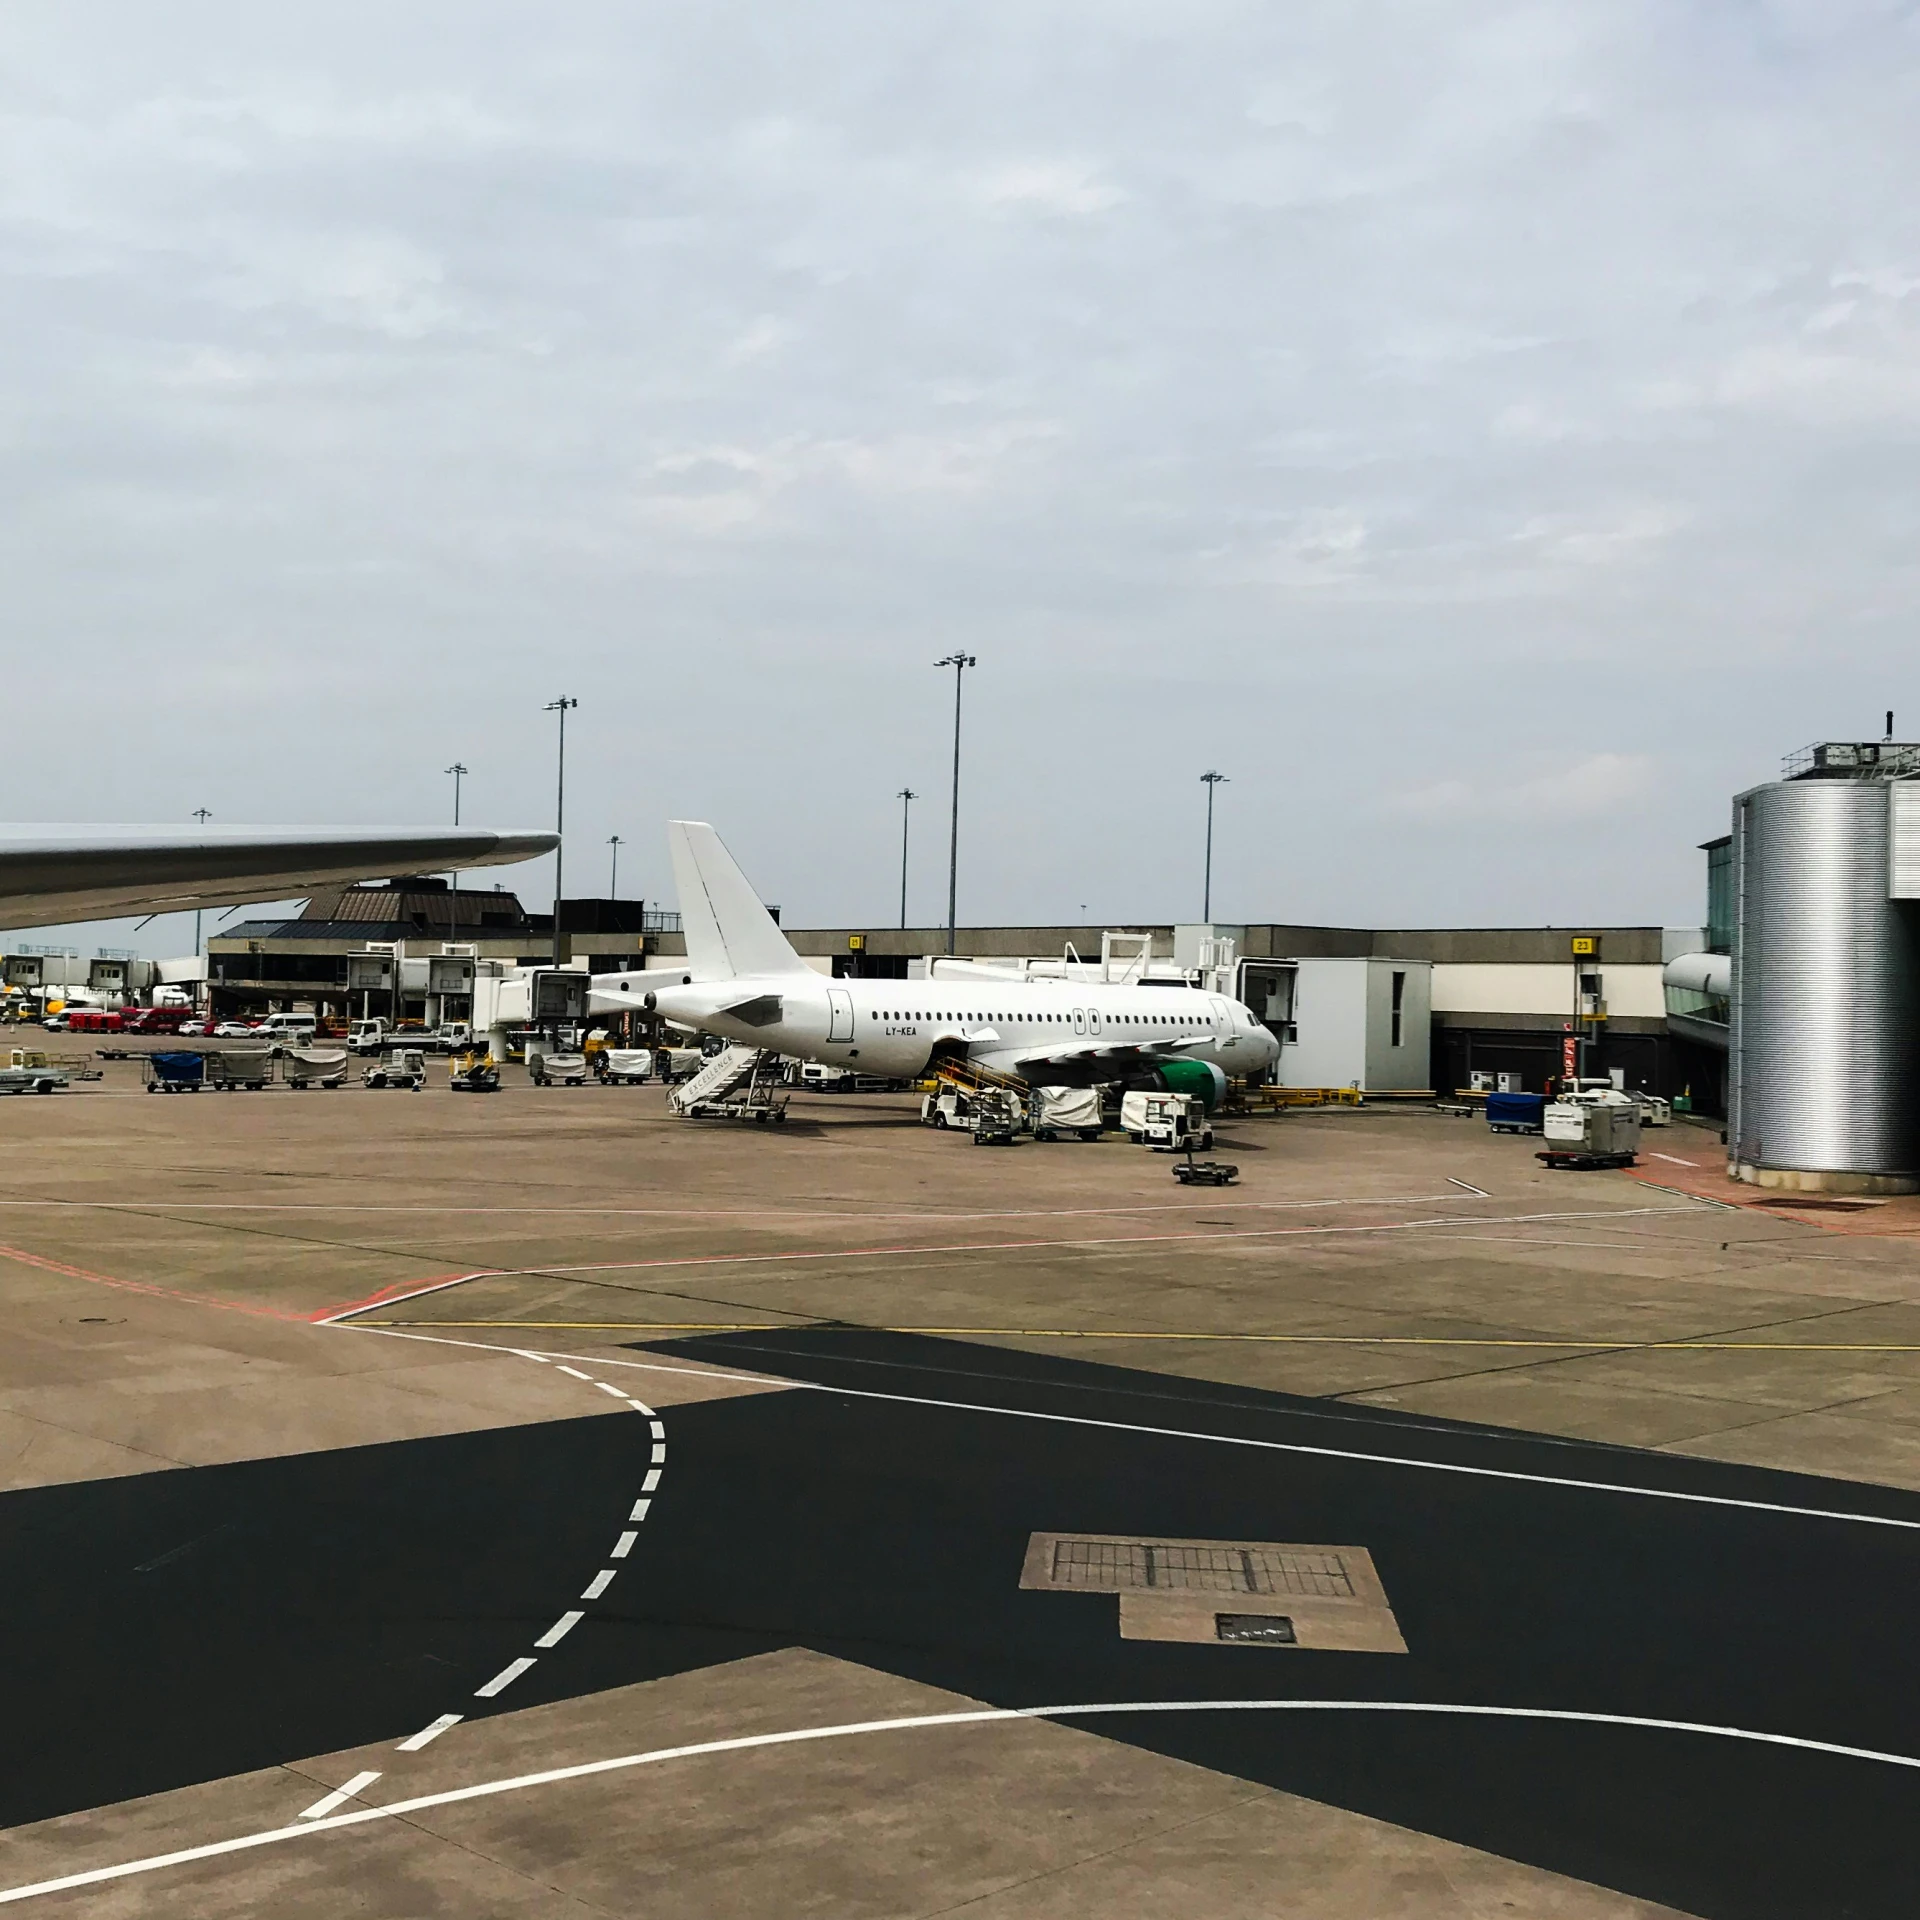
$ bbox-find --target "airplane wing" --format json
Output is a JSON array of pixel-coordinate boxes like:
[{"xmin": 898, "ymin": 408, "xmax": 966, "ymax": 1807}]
[
  {"xmin": 969, "ymin": 1035, "xmax": 1208, "ymax": 1079},
  {"xmin": 0, "ymin": 826, "xmax": 559, "ymax": 932}
]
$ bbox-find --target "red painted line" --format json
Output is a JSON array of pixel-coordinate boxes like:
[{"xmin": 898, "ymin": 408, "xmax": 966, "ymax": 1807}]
[
  {"xmin": 308, "ymin": 1271, "xmax": 474, "ymax": 1324},
  {"xmin": 0, "ymin": 1243, "xmax": 307, "ymax": 1322}
]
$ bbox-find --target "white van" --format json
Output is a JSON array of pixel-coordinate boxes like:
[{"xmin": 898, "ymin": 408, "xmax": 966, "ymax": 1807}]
[{"xmin": 258, "ymin": 1013, "xmax": 318, "ymax": 1045}]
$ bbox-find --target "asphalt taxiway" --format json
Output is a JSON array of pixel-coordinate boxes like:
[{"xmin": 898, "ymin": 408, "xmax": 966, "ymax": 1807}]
[{"xmin": 6, "ymin": 1059, "xmax": 1920, "ymax": 1914}]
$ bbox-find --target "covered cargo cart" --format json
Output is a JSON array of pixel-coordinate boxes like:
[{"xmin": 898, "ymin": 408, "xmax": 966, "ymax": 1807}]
[
  {"xmin": 142, "ymin": 1051, "xmax": 206, "ymax": 1094},
  {"xmin": 282, "ymin": 1047, "xmax": 347, "ymax": 1090}
]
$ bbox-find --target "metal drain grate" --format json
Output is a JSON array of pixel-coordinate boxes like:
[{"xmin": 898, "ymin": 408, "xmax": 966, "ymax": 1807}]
[
  {"xmin": 1047, "ymin": 1537, "xmax": 1356, "ymax": 1599},
  {"xmin": 1216, "ymin": 1613, "xmax": 1297, "ymax": 1645}
]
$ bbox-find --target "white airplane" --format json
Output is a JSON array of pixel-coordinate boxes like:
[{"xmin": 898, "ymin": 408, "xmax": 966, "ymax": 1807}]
[
  {"xmin": 0, "ymin": 825, "xmax": 559, "ymax": 931},
  {"xmin": 594, "ymin": 821, "xmax": 1280, "ymax": 1098}
]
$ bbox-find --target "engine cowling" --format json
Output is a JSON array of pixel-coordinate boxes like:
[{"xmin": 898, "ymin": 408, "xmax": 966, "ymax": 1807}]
[{"xmin": 1153, "ymin": 1058, "xmax": 1227, "ymax": 1109}]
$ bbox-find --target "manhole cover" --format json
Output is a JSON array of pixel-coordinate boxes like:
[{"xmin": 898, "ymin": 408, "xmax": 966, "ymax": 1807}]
[{"xmin": 1217, "ymin": 1613, "xmax": 1296, "ymax": 1645}]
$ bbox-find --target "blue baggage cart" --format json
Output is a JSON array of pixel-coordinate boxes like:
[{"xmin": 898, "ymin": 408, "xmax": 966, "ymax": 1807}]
[
  {"xmin": 1486, "ymin": 1090, "xmax": 1545, "ymax": 1134},
  {"xmin": 144, "ymin": 1050, "xmax": 205, "ymax": 1094}
]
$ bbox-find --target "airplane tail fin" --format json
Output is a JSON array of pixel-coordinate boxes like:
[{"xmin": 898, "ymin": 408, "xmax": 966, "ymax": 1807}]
[{"xmin": 668, "ymin": 821, "xmax": 811, "ymax": 981}]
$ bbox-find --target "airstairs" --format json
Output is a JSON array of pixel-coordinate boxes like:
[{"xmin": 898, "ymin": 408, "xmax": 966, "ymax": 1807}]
[
  {"xmin": 931, "ymin": 1054, "xmax": 1027, "ymax": 1097},
  {"xmin": 669, "ymin": 1045, "xmax": 787, "ymax": 1122}
]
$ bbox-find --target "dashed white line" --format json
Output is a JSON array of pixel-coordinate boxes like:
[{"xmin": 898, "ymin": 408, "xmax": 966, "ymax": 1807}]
[
  {"xmin": 1650, "ymin": 1152, "xmax": 1700, "ymax": 1167},
  {"xmin": 629, "ymin": 1498, "xmax": 651, "ymax": 1522},
  {"xmin": 581, "ymin": 1569, "xmax": 616, "ymax": 1600},
  {"xmin": 535, "ymin": 1612, "xmax": 584, "ymax": 1649},
  {"xmin": 474, "ymin": 1657, "xmax": 537, "ymax": 1698},
  {"xmin": 594, "ymin": 1380, "xmax": 627, "ymax": 1398},
  {"xmin": 648, "ymin": 1419, "xmax": 666, "ymax": 1440},
  {"xmin": 610, "ymin": 1531, "xmax": 638, "ymax": 1559},
  {"xmin": 396, "ymin": 1715, "xmax": 462, "ymax": 1752},
  {"xmin": 642, "ymin": 1468, "xmax": 662, "ymax": 1493},
  {"xmin": 1447, "ymin": 1177, "xmax": 1491, "ymax": 1197},
  {"xmin": 297, "ymin": 1771, "xmax": 380, "ymax": 1820},
  {"xmin": 650, "ymin": 1442, "xmax": 667, "ymax": 1464},
  {"xmin": 556, "ymin": 1365, "xmax": 591, "ymax": 1381}
]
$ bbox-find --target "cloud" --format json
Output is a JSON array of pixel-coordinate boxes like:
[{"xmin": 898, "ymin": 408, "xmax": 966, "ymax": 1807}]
[
  {"xmin": 4, "ymin": 1, "xmax": 1920, "ymax": 945},
  {"xmin": 1389, "ymin": 753, "xmax": 1657, "ymax": 823}
]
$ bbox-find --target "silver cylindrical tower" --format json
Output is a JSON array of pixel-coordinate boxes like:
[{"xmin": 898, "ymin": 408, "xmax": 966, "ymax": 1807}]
[{"xmin": 1730, "ymin": 778, "xmax": 1920, "ymax": 1187}]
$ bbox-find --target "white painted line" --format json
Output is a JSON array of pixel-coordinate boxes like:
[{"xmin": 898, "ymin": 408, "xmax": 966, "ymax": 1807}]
[
  {"xmin": 650, "ymin": 1442, "xmax": 667, "ymax": 1465},
  {"xmin": 628, "ymin": 1498, "xmax": 650, "ymax": 1522},
  {"xmin": 18, "ymin": 1698, "xmax": 1920, "ymax": 1906},
  {"xmin": 297, "ymin": 1771, "xmax": 379, "ymax": 1820},
  {"xmin": 315, "ymin": 1271, "xmax": 481, "ymax": 1325},
  {"xmin": 511, "ymin": 1350, "xmax": 552, "ymax": 1364},
  {"xmin": 535, "ymin": 1611, "xmax": 584, "ymax": 1649},
  {"xmin": 581, "ymin": 1569, "xmax": 615, "ymax": 1600},
  {"xmin": 611, "ymin": 1531, "xmax": 638, "ymax": 1559},
  {"xmin": 648, "ymin": 1420, "xmax": 666, "ymax": 1440},
  {"xmin": 1447, "ymin": 1177, "xmax": 1491, "ymax": 1197},
  {"xmin": 396, "ymin": 1714, "xmax": 462, "ymax": 1752},
  {"xmin": 557, "ymin": 1366, "xmax": 591, "ymax": 1381},
  {"xmin": 594, "ymin": 1380, "xmax": 626, "ymax": 1398},
  {"xmin": 474, "ymin": 1657, "xmax": 536, "ymax": 1698},
  {"xmin": 361, "ymin": 1324, "xmax": 1920, "ymax": 1532},
  {"xmin": 1650, "ymin": 1152, "xmax": 1699, "ymax": 1167}
]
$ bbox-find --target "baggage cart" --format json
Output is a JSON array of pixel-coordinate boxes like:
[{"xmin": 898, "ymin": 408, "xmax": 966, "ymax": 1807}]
[
  {"xmin": 205, "ymin": 1045, "xmax": 273, "ymax": 1091},
  {"xmin": 282, "ymin": 1047, "xmax": 347, "ymax": 1090},
  {"xmin": 142, "ymin": 1051, "xmax": 205, "ymax": 1094}
]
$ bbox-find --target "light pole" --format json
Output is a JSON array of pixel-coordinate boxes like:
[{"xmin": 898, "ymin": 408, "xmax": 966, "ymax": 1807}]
[
  {"xmin": 608, "ymin": 833, "xmax": 623, "ymax": 897},
  {"xmin": 191, "ymin": 809, "xmax": 212, "ymax": 961},
  {"xmin": 445, "ymin": 763, "xmax": 468, "ymax": 899},
  {"xmin": 895, "ymin": 789, "xmax": 917, "ymax": 930},
  {"xmin": 544, "ymin": 697, "xmax": 578, "ymax": 965},
  {"xmin": 1200, "ymin": 771, "xmax": 1228, "ymax": 921},
  {"xmin": 934, "ymin": 653, "xmax": 976, "ymax": 955}
]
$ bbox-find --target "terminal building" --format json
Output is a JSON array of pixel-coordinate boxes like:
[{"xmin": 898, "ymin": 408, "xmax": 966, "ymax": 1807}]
[{"xmin": 16, "ymin": 874, "xmax": 1727, "ymax": 1110}]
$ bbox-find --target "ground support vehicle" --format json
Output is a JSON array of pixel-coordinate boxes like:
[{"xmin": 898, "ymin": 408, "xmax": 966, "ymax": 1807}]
[
  {"xmin": 1121, "ymin": 1090, "xmax": 1215, "ymax": 1153},
  {"xmin": 1032, "ymin": 1085, "xmax": 1103, "ymax": 1142},
  {"xmin": 1537, "ymin": 1089, "xmax": 1640, "ymax": 1170},
  {"xmin": 1, "ymin": 1049, "xmax": 70, "ymax": 1094},
  {"xmin": 529, "ymin": 1051, "xmax": 590, "ymax": 1087},
  {"xmin": 596, "ymin": 1048, "xmax": 654, "ymax": 1085},
  {"xmin": 362, "ymin": 1049, "xmax": 427, "ymax": 1090},
  {"xmin": 282, "ymin": 1047, "xmax": 347, "ymax": 1089},
  {"xmin": 142, "ymin": 1051, "xmax": 205, "ymax": 1094},
  {"xmin": 1486, "ymin": 1091, "xmax": 1546, "ymax": 1135},
  {"xmin": 449, "ymin": 1048, "xmax": 501, "ymax": 1093},
  {"xmin": 205, "ymin": 1045, "xmax": 274, "ymax": 1091},
  {"xmin": 1173, "ymin": 1151, "xmax": 1240, "ymax": 1186},
  {"xmin": 970, "ymin": 1088, "xmax": 1023, "ymax": 1146}
]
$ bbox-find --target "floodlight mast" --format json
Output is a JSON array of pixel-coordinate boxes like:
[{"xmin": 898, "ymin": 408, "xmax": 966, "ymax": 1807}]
[
  {"xmin": 1201, "ymin": 771, "xmax": 1228, "ymax": 921},
  {"xmin": 445, "ymin": 763, "xmax": 468, "ymax": 894},
  {"xmin": 896, "ymin": 789, "xmax": 917, "ymax": 930},
  {"xmin": 544, "ymin": 698, "xmax": 578, "ymax": 966},
  {"xmin": 935, "ymin": 654, "xmax": 976, "ymax": 956}
]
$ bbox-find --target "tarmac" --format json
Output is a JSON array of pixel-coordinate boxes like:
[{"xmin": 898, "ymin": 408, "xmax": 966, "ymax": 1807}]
[{"xmin": 5, "ymin": 1048, "xmax": 1920, "ymax": 1916}]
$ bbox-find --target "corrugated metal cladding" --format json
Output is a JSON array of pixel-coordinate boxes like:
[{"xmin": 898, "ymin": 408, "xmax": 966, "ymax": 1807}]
[
  {"xmin": 1888, "ymin": 784, "xmax": 1920, "ymax": 899},
  {"xmin": 1732, "ymin": 780, "xmax": 1920, "ymax": 1175}
]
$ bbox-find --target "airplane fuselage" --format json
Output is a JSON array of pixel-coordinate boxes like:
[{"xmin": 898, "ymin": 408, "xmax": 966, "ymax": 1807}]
[{"xmin": 607, "ymin": 970, "xmax": 1280, "ymax": 1084}]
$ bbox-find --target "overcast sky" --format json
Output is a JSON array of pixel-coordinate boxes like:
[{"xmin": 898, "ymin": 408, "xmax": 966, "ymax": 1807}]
[{"xmin": 6, "ymin": 1, "xmax": 1919, "ymax": 954}]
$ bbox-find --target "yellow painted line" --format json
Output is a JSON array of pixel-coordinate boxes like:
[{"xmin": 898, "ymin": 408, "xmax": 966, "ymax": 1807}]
[{"xmin": 361, "ymin": 1320, "xmax": 1920, "ymax": 1353}]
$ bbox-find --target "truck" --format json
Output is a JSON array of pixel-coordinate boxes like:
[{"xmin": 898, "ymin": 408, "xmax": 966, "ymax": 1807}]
[{"xmin": 347, "ymin": 1018, "xmax": 470, "ymax": 1056}]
